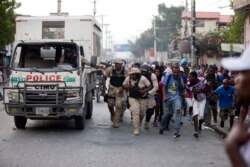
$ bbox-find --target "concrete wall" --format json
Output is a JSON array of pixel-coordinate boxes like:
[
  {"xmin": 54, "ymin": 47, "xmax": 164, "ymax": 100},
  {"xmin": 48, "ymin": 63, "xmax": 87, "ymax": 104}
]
[
  {"xmin": 200, "ymin": 54, "xmax": 222, "ymax": 66},
  {"xmin": 144, "ymin": 50, "xmax": 168, "ymax": 63},
  {"xmin": 181, "ymin": 19, "xmax": 218, "ymax": 37},
  {"xmin": 245, "ymin": 13, "xmax": 250, "ymax": 47}
]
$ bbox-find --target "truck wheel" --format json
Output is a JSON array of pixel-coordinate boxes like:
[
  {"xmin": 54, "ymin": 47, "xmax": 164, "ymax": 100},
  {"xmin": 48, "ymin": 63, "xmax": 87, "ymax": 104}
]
[
  {"xmin": 86, "ymin": 100, "xmax": 93, "ymax": 119},
  {"xmin": 75, "ymin": 114, "xmax": 85, "ymax": 130},
  {"xmin": 96, "ymin": 88, "xmax": 101, "ymax": 103},
  {"xmin": 14, "ymin": 116, "xmax": 27, "ymax": 129}
]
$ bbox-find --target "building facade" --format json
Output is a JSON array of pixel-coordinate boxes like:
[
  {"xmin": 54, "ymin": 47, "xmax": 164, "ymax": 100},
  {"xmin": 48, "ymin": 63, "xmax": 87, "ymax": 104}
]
[
  {"xmin": 234, "ymin": 0, "xmax": 250, "ymax": 48},
  {"xmin": 181, "ymin": 12, "xmax": 232, "ymax": 37}
]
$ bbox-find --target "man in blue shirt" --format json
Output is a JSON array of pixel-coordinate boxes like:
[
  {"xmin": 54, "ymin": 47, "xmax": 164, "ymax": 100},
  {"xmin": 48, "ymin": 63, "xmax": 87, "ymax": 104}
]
[
  {"xmin": 215, "ymin": 79, "xmax": 235, "ymax": 129},
  {"xmin": 159, "ymin": 65, "xmax": 184, "ymax": 138}
]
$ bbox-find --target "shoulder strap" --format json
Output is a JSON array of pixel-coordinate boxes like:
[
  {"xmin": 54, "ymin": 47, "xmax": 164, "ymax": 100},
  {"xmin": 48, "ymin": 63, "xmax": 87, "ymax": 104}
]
[
  {"xmin": 166, "ymin": 74, "xmax": 172, "ymax": 87},
  {"xmin": 121, "ymin": 67, "xmax": 125, "ymax": 75},
  {"xmin": 112, "ymin": 68, "xmax": 116, "ymax": 75}
]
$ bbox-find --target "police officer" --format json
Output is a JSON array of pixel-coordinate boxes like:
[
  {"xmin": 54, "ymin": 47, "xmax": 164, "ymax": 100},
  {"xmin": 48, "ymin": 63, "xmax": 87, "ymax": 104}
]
[
  {"xmin": 140, "ymin": 64, "xmax": 159, "ymax": 129},
  {"xmin": 123, "ymin": 68, "xmax": 152, "ymax": 135},
  {"xmin": 104, "ymin": 58, "xmax": 128, "ymax": 128}
]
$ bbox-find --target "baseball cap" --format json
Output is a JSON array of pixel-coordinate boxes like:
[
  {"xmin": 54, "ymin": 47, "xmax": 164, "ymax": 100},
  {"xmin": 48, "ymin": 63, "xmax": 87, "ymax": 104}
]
[{"xmin": 221, "ymin": 46, "xmax": 250, "ymax": 71}]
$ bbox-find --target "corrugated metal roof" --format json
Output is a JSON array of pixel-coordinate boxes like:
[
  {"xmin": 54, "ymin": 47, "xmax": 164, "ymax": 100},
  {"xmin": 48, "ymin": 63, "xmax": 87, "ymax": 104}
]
[
  {"xmin": 219, "ymin": 15, "xmax": 233, "ymax": 23},
  {"xmin": 182, "ymin": 11, "xmax": 232, "ymax": 24}
]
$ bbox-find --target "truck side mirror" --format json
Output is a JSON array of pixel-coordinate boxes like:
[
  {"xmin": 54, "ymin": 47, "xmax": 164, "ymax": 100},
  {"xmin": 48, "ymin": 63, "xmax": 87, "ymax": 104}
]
[
  {"xmin": 90, "ymin": 56, "xmax": 97, "ymax": 67},
  {"xmin": 80, "ymin": 46, "xmax": 84, "ymax": 57}
]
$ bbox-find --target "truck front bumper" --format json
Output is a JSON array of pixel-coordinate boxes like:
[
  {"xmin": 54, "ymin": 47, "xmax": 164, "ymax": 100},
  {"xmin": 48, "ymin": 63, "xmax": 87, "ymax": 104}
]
[{"xmin": 5, "ymin": 103, "xmax": 84, "ymax": 118}]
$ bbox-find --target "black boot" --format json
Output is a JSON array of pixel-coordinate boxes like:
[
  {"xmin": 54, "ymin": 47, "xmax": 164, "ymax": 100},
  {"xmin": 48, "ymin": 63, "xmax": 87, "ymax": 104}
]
[{"xmin": 220, "ymin": 121, "xmax": 224, "ymax": 128}]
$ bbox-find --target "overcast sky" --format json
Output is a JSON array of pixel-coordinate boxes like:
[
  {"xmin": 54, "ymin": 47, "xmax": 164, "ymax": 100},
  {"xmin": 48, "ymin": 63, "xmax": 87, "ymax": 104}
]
[{"xmin": 15, "ymin": 0, "xmax": 234, "ymax": 44}]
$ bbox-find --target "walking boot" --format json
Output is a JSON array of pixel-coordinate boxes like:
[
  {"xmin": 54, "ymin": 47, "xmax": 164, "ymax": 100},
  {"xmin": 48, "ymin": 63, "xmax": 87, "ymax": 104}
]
[
  {"xmin": 134, "ymin": 129, "xmax": 139, "ymax": 135},
  {"xmin": 144, "ymin": 122, "xmax": 149, "ymax": 129},
  {"xmin": 113, "ymin": 122, "xmax": 119, "ymax": 128}
]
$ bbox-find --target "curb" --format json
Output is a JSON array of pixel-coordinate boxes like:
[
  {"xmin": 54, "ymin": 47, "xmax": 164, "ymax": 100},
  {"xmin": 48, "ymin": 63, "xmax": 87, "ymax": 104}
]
[{"xmin": 208, "ymin": 125, "xmax": 228, "ymax": 138}]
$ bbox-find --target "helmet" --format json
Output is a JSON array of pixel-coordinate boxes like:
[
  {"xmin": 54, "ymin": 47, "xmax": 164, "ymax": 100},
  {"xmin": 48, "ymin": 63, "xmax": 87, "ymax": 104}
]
[
  {"xmin": 141, "ymin": 64, "xmax": 150, "ymax": 72},
  {"xmin": 114, "ymin": 58, "xmax": 123, "ymax": 64},
  {"xmin": 180, "ymin": 58, "xmax": 188, "ymax": 66},
  {"xmin": 129, "ymin": 68, "xmax": 141, "ymax": 75}
]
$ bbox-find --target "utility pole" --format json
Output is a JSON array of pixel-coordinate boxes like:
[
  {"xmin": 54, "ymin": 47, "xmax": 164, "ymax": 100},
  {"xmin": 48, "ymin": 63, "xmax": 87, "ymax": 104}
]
[
  {"xmin": 93, "ymin": 0, "xmax": 96, "ymax": 18},
  {"xmin": 191, "ymin": 0, "xmax": 197, "ymax": 65},
  {"xmin": 153, "ymin": 16, "xmax": 157, "ymax": 62},
  {"xmin": 103, "ymin": 24, "xmax": 110, "ymax": 59},
  {"xmin": 57, "ymin": 0, "xmax": 62, "ymax": 16},
  {"xmin": 96, "ymin": 15, "xmax": 106, "ymax": 61},
  {"xmin": 184, "ymin": 0, "xmax": 188, "ymax": 38}
]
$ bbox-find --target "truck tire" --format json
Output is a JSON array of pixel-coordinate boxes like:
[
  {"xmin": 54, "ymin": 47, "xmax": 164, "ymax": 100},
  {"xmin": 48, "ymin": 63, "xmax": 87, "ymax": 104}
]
[
  {"xmin": 14, "ymin": 116, "xmax": 27, "ymax": 129},
  {"xmin": 86, "ymin": 100, "xmax": 93, "ymax": 119},
  {"xmin": 96, "ymin": 88, "xmax": 101, "ymax": 103},
  {"xmin": 75, "ymin": 111, "xmax": 85, "ymax": 130}
]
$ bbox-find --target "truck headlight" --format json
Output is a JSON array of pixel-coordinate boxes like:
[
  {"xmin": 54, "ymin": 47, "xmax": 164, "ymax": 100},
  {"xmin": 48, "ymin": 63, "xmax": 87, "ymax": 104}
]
[
  {"xmin": 66, "ymin": 90, "xmax": 80, "ymax": 98},
  {"xmin": 8, "ymin": 92, "xmax": 24, "ymax": 103}
]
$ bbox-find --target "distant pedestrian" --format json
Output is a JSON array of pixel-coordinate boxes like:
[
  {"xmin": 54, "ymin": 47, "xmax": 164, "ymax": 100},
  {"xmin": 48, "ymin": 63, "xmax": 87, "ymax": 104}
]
[
  {"xmin": 214, "ymin": 79, "xmax": 235, "ymax": 130},
  {"xmin": 159, "ymin": 65, "xmax": 184, "ymax": 138},
  {"xmin": 140, "ymin": 64, "xmax": 158, "ymax": 129},
  {"xmin": 187, "ymin": 71, "xmax": 209, "ymax": 139}
]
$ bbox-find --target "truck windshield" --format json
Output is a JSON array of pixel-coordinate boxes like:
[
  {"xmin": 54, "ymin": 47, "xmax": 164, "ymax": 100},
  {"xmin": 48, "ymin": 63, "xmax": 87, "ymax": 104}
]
[{"xmin": 13, "ymin": 43, "xmax": 79, "ymax": 69}]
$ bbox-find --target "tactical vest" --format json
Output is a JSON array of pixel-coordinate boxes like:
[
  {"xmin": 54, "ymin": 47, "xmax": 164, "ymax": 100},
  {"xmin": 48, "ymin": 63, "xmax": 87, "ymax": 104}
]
[
  {"xmin": 129, "ymin": 76, "xmax": 147, "ymax": 99},
  {"xmin": 110, "ymin": 68, "xmax": 125, "ymax": 87}
]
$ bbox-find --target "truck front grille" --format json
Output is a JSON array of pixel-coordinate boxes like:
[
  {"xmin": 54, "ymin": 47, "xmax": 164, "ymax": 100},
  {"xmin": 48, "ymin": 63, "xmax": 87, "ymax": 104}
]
[{"xmin": 25, "ymin": 91, "xmax": 65, "ymax": 105}]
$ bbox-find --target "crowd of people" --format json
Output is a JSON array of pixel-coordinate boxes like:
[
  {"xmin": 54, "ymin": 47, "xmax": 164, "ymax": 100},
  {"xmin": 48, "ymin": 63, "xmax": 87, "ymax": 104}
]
[{"xmin": 101, "ymin": 57, "xmax": 241, "ymax": 138}]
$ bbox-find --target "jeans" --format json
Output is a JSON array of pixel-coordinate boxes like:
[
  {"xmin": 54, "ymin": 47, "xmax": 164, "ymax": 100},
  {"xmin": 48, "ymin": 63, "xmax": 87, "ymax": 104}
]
[{"xmin": 161, "ymin": 97, "xmax": 182, "ymax": 134}]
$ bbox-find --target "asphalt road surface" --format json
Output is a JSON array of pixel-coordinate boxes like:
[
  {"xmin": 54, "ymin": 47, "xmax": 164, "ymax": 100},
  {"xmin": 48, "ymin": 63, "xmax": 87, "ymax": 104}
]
[{"xmin": 0, "ymin": 100, "xmax": 230, "ymax": 167}]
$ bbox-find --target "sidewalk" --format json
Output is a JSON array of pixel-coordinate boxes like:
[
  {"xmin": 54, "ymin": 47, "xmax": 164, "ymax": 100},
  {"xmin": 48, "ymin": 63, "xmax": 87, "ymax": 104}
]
[{"xmin": 207, "ymin": 118, "xmax": 238, "ymax": 138}]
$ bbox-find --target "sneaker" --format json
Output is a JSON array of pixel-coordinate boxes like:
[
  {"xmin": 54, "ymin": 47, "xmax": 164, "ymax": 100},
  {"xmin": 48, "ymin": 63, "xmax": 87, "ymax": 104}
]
[
  {"xmin": 220, "ymin": 121, "xmax": 224, "ymax": 128},
  {"xmin": 134, "ymin": 129, "xmax": 139, "ymax": 135},
  {"xmin": 173, "ymin": 133, "xmax": 181, "ymax": 138},
  {"xmin": 193, "ymin": 132, "xmax": 199, "ymax": 139},
  {"xmin": 113, "ymin": 123, "xmax": 119, "ymax": 128},
  {"xmin": 159, "ymin": 128, "xmax": 164, "ymax": 135},
  {"xmin": 144, "ymin": 122, "xmax": 149, "ymax": 129}
]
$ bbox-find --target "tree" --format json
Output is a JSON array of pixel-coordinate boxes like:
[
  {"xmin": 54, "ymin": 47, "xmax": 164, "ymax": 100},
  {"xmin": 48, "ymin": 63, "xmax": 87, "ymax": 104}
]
[
  {"xmin": 222, "ymin": 11, "xmax": 246, "ymax": 44},
  {"xmin": 129, "ymin": 4, "xmax": 184, "ymax": 56},
  {"xmin": 196, "ymin": 31, "xmax": 225, "ymax": 57},
  {"xmin": 0, "ymin": 0, "xmax": 21, "ymax": 49}
]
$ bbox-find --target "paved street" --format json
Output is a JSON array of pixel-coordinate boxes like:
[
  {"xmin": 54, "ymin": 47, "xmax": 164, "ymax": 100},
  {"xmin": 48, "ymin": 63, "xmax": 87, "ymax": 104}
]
[{"xmin": 0, "ymin": 100, "xmax": 230, "ymax": 167}]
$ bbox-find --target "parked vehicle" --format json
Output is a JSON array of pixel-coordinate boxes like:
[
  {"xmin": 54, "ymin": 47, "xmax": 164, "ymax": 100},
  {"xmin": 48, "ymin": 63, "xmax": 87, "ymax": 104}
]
[{"xmin": 3, "ymin": 15, "xmax": 102, "ymax": 130}]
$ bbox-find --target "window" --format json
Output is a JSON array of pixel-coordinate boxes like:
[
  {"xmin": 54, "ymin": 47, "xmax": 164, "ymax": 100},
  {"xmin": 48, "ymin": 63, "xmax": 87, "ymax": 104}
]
[
  {"xmin": 42, "ymin": 21, "xmax": 65, "ymax": 39},
  {"xmin": 196, "ymin": 20, "xmax": 205, "ymax": 27}
]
